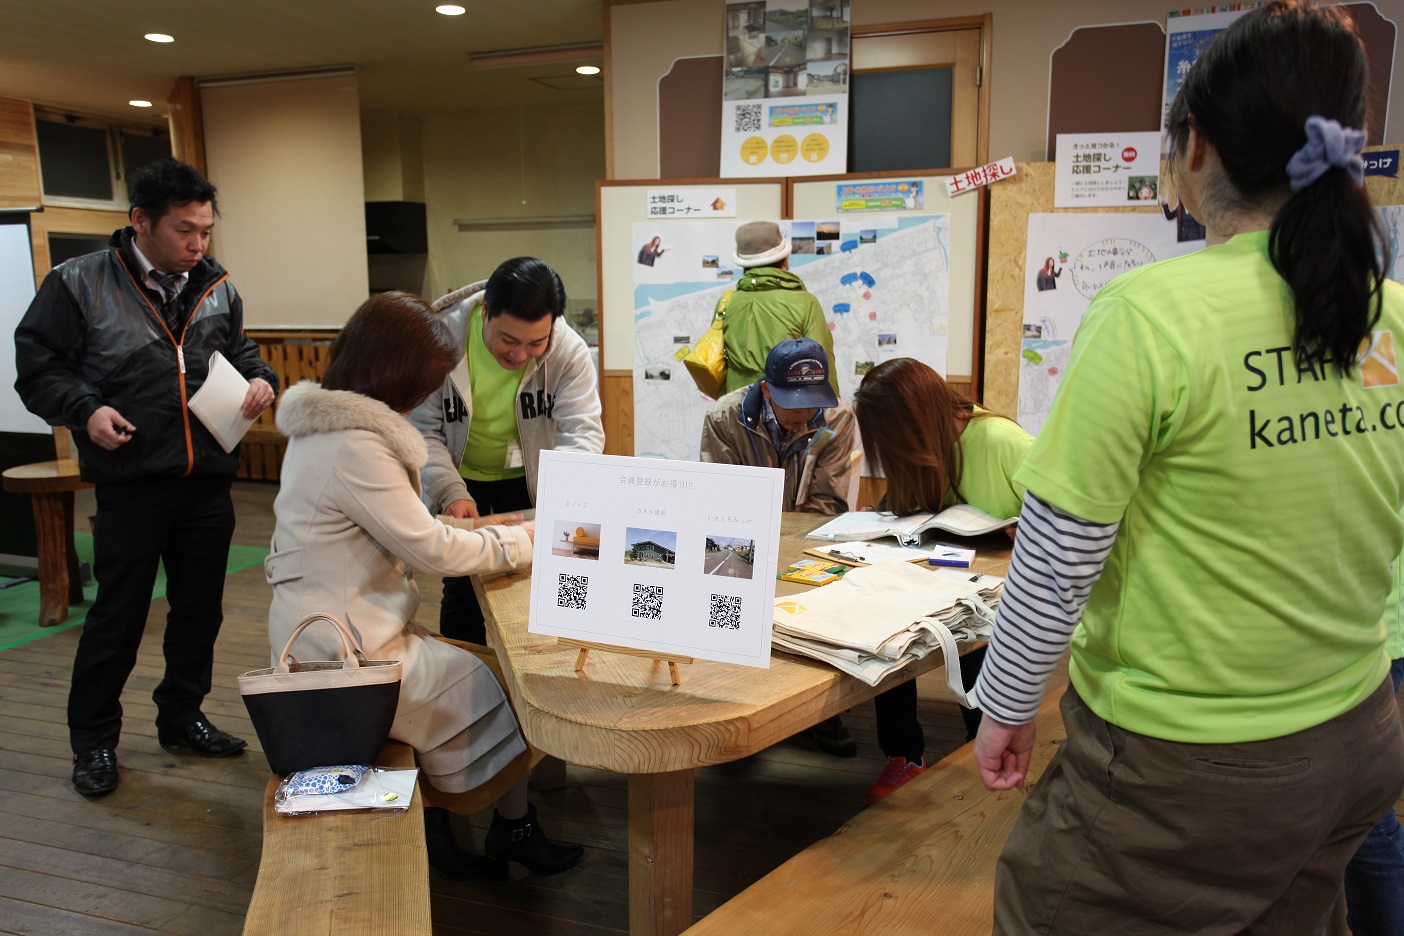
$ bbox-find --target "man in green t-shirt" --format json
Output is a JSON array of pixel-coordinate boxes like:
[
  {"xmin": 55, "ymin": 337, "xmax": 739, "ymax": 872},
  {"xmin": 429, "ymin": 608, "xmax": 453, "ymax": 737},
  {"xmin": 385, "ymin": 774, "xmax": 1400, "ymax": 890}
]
[{"xmin": 410, "ymin": 258, "xmax": 604, "ymax": 642}]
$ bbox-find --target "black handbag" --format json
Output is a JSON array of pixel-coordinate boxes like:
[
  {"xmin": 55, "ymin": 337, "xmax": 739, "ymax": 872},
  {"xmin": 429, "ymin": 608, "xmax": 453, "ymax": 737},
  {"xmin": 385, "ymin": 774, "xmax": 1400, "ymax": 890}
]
[{"xmin": 238, "ymin": 613, "xmax": 402, "ymax": 775}]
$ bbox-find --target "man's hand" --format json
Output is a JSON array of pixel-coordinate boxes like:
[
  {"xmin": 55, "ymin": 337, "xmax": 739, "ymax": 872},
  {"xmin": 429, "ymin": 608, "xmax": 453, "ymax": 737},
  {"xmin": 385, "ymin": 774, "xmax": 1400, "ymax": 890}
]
[
  {"xmin": 444, "ymin": 499, "xmax": 480, "ymax": 520},
  {"xmin": 974, "ymin": 715, "xmax": 1039, "ymax": 791},
  {"xmin": 86, "ymin": 406, "xmax": 136, "ymax": 451},
  {"xmin": 240, "ymin": 378, "xmax": 275, "ymax": 420}
]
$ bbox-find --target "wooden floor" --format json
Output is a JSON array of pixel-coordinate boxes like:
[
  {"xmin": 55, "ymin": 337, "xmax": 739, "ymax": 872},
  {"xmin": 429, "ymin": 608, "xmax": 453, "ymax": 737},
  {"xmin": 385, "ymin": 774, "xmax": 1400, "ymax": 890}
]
[{"xmin": 0, "ymin": 481, "xmax": 981, "ymax": 935}]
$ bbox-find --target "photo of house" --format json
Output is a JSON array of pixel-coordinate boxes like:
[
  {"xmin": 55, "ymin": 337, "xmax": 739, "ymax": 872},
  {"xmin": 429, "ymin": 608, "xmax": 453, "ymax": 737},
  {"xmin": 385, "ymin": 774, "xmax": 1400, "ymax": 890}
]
[{"xmin": 624, "ymin": 528, "xmax": 678, "ymax": 569}]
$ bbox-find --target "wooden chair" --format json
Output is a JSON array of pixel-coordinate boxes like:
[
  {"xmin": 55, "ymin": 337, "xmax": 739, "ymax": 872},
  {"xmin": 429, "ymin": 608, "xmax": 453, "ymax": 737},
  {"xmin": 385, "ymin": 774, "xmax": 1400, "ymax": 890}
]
[{"xmin": 1, "ymin": 427, "xmax": 92, "ymax": 627}]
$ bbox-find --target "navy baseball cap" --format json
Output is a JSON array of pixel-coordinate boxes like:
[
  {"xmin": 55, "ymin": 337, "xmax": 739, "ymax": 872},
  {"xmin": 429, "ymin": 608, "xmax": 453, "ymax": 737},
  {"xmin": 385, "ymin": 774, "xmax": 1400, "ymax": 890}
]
[{"xmin": 764, "ymin": 339, "xmax": 839, "ymax": 409}]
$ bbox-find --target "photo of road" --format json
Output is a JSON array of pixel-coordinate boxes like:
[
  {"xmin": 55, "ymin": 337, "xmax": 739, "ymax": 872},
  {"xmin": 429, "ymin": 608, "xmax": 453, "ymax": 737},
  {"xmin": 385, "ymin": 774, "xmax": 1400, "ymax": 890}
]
[{"xmin": 703, "ymin": 535, "xmax": 755, "ymax": 579}]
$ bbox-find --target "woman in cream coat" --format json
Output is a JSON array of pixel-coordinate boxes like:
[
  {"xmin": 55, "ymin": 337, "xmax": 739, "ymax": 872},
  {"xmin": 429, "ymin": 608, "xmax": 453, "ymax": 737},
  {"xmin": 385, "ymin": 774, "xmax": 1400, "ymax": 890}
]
[{"xmin": 266, "ymin": 291, "xmax": 582, "ymax": 879}]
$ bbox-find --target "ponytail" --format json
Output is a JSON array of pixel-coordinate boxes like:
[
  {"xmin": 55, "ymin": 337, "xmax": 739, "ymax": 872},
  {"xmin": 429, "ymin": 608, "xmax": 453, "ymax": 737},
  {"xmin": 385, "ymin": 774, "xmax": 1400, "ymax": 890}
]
[
  {"xmin": 1166, "ymin": 0, "xmax": 1383, "ymax": 377},
  {"xmin": 1269, "ymin": 169, "xmax": 1384, "ymax": 377}
]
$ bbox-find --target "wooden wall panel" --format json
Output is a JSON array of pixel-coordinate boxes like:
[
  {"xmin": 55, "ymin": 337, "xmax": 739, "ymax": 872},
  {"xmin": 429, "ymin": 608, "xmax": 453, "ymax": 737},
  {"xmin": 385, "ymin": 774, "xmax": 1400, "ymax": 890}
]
[
  {"xmin": 0, "ymin": 97, "xmax": 41, "ymax": 206},
  {"xmin": 240, "ymin": 331, "xmax": 338, "ymax": 481},
  {"xmin": 601, "ymin": 370, "xmax": 634, "ymax": 456}
]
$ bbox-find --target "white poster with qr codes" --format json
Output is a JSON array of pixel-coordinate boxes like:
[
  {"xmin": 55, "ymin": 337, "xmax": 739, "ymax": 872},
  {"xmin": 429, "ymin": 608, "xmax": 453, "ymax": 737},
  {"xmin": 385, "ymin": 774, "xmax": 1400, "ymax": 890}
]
[{"xmin": 529, "ymin": 450, "xmax": 785, "ymax": 668}]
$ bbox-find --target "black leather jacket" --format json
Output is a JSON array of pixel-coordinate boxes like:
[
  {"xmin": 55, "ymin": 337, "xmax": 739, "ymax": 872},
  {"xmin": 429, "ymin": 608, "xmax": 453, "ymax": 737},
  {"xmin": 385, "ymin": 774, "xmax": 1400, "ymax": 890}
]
[{"xmin": 14, "ymin": 228, "xmax": 278, "ymax": 485}]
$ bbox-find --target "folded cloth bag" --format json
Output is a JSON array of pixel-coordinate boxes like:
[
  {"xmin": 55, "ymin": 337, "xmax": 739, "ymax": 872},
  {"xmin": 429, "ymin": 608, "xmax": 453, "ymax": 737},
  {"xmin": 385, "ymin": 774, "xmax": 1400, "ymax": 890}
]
[
  {"xmin": 773, "ymin": 563, "xmax": 1001, "ymax": 699},
  {"xmin": 239, "ymin": 613, "xmax": 402, "ymax": 775}
]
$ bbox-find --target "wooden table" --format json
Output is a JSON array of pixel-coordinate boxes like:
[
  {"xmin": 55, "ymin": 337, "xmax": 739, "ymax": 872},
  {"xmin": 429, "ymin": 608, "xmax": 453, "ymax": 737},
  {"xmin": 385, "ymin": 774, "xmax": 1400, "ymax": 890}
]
[
  {"xmin": 2, "ymin": 457, "xmax": 92, "ymax": 627},
  {"xmin": 476, "ymin": 513, "xmax": 1011, "ymax": 936}
]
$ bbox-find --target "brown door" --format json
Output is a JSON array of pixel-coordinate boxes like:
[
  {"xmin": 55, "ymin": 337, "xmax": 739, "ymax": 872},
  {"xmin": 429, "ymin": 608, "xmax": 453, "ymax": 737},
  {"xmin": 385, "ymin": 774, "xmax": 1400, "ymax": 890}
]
[{"xmin": 850, "ymin": 18, "xmax": 989, "ymax": 171}]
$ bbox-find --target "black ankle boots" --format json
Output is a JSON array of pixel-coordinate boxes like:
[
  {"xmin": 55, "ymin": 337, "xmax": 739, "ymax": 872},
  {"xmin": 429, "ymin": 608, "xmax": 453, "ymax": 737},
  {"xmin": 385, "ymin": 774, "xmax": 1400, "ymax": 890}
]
[{"xmin": 483, "ymin": 803, "xmax": 585, "ymax": 876}]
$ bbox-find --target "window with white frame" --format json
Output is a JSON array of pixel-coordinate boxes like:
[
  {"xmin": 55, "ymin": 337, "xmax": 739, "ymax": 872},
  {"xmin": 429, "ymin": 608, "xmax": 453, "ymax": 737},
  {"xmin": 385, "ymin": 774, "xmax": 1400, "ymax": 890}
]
[{"xmin": 34, "ymin": 109, "xmax": 171, "ymax": 210}]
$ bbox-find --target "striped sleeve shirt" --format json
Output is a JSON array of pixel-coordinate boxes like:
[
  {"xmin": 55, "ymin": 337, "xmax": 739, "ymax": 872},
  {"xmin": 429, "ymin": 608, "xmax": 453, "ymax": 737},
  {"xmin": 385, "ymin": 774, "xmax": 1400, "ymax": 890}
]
[{"xmin": 970, "ymin": 492, "xmax": 1120, "ymax": 725}]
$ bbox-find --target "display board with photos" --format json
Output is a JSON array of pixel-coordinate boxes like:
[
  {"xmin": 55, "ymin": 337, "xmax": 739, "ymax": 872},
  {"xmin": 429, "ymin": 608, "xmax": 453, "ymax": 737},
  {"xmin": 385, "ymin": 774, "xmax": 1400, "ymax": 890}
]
[{"xmin": 529, "ymin": 451, "xmax": 784, "ymax": 669}]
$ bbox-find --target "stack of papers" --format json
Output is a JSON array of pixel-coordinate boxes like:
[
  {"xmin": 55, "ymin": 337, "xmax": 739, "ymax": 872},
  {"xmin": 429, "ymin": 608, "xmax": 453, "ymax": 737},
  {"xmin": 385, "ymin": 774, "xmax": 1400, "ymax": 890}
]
[{"xmin": 772, "ymin": 561, "xmax": 1002, "ymax": 698}]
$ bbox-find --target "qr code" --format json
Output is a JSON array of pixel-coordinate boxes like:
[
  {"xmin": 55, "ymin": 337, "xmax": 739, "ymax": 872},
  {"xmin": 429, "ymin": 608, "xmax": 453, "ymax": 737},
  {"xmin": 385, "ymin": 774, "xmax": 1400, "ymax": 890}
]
[
  {"xmin": 631, "ymin": 583, "xmax": 665, "ymax": 620},
  {"xmin": 735, "ymin": 104, "xmax": 762, "ymax": 133},
  {"xmin": 557, "ymin": 573, "xmax": 589, "ymax": 610},
  {"xmin": 708, "ymin": 594, "xmax": 742, "ymax": 630}
]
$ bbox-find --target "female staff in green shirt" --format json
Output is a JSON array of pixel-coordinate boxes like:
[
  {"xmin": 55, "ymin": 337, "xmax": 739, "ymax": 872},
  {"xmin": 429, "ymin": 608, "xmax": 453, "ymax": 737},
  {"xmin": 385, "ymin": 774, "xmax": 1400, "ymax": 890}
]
[{"xmin": 852, "ymin": 357, "xmax": 1032, "ymax": 804}]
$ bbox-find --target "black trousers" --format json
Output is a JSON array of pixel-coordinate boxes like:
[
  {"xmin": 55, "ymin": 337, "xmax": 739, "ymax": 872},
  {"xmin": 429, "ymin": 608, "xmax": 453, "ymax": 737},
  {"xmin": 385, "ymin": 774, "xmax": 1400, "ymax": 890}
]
[
  {"xmin": 874, "ymin": 644, "xmax": 988, "ymax": 761},
  {"xmin": 439, "ymin": 475, "xmax": 532, "ymax": 643},
  {"xmin": 68, "ymin": 475, "xmax": 235, "ymax": 754}
]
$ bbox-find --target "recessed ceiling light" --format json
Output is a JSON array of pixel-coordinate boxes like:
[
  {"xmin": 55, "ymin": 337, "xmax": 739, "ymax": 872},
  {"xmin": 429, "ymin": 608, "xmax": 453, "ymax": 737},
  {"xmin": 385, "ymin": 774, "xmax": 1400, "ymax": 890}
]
[
  {"xmin": 129, "ymin": 100, "xmax": 153, "ymax": 108},
  {"xmin": 145, "ymin": 33, "xmax": 174, "ymax": 43},
  {"xmin": 435, "ymin": 4, "xmax": 466, "ymax": 14},
  {"xmin": 576, "ymin": 65, "xmax": 601, "ymax": 76}
]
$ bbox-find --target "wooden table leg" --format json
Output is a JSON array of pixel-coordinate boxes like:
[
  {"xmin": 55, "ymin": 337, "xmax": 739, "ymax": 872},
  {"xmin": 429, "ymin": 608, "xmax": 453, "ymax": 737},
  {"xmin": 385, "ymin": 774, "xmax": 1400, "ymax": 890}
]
[
  {"xmin": 29, "ymin": 491, "xmax": 74, "ymax": 628},
  {"xmin": 60, "ymin": 490, "xmax": 83, "ymax": 605},
  {"xmin": 628, "ymin": 770, "xmax": 694, "ymax": 936}
]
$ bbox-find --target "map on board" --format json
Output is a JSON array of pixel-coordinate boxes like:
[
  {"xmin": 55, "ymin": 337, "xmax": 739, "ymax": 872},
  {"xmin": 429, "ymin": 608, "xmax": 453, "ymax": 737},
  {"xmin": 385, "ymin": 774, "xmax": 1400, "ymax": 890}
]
[
  {"xmin": 631, "ymin": 215, "xmax": 951, "ymax": 460},
  {"xmin": 1017, "ymin": 211, "xmax": 1205, "ymax": 435},
  {"xmin": 1379, "ymin": 205, "xmax": 1404, "ymax": 284}
]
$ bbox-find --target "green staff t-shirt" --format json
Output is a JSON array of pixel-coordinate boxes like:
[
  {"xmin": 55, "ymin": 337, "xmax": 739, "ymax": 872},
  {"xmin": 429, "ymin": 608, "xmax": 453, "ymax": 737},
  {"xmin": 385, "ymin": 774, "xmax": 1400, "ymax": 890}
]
[
  {"xmin": 952, "ymin": 409, "xmax": 1033, "ymax": 519},
  {"xmin": 459, "ymin": 304, "xmax": 527, "ymax": 482},
  {"xmin": 1016, "ymin": 230, "xmax": 1404, "ymax": 743}
]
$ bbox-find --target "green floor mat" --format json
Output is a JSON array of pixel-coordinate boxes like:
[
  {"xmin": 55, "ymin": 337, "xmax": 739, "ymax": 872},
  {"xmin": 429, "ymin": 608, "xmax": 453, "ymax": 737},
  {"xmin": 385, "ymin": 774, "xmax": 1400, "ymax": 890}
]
[{"xmin": 0, "ymin": 533, "xmax": 268, "ymax": 652}]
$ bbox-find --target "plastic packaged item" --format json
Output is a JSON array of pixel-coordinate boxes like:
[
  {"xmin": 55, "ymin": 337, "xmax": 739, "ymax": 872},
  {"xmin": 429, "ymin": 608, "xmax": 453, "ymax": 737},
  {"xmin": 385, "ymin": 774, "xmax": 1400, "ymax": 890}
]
[{"xmin": 274, "ymin": 765, "xmax": 419, "ymax": 816}]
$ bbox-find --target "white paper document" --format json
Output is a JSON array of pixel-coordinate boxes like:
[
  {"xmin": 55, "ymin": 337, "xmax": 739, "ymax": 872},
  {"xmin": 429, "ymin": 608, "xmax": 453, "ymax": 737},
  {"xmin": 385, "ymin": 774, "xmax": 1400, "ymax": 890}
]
[
  {"xmin": 805, "ymin": 504, "xmax": 1016, "ymax": 546},
  {"xmin": 529, "ymin": 451, "xmax": 785, "ymax": 668},
  {"xmin": 187, "ymin": 351, "xmax": 255, "ymax": 453}
]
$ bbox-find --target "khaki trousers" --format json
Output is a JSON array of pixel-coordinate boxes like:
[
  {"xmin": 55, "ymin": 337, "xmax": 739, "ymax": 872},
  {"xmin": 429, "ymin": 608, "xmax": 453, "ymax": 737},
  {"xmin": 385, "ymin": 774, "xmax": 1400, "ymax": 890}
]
[{"xmin": 995, "ymin": 680, "xmax": 1404, "ymax": 935}]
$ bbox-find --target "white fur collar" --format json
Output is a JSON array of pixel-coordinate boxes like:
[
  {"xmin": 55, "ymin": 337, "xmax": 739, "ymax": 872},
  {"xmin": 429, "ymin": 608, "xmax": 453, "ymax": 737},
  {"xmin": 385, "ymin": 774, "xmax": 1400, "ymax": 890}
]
[{"xmin": 275, "ymin": 382, "xmax": 428, "ymax": 469}]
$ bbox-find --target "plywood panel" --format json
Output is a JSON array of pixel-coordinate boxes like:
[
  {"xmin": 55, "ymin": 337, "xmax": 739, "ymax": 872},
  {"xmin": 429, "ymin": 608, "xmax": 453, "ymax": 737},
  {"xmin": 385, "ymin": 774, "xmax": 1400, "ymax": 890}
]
[
  {"xmin": 602, "ymin": 370, "xmax": 635, "ymax": 456},
  {"xmin": 0, "ymin": 96, "xmax": 40, "ymax": 207}
]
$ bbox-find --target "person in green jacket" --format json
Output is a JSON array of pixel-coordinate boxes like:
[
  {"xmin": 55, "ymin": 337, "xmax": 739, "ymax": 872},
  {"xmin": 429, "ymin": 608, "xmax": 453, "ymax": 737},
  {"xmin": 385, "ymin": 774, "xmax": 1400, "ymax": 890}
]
[{"xmin": 722, "ymin": 221, "xmax": 839, "ymax": 397}]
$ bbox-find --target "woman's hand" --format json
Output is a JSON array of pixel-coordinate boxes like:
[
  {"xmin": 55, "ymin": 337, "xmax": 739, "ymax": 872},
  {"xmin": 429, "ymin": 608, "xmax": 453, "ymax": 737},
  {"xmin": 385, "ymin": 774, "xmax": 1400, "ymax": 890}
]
[{"xmin": 473, "ymin": 512, "xmax": 524, "ymax": 529}]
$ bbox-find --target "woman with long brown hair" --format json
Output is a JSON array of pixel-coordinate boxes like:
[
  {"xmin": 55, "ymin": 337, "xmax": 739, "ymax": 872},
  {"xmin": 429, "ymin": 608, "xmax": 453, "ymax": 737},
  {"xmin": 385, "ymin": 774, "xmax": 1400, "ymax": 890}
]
[{"xmin": 852, "ymin": 357, "xmax": 1032, "ymax": 803}]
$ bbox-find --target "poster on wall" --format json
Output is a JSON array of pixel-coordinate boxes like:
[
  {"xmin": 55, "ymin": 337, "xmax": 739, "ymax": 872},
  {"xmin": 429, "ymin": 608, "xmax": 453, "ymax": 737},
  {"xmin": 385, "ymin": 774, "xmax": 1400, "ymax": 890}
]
[
  {"xmin": 631, "ymin": 214, "xmax": 951, "ymax": 461},
  {"xmin": 1018, "ymin": 212, "xmax": 1205, "ymax": 434},
  {"xmin": 1054, "ymin": 132, "xmax": 1163, "ymax": 208},
  {"xmin": 1161, "ymin": 5, "xmax": 1262, "ymax": 157},
  {"xmin": 529, "ymin": 450, "xmax": 784, "ymax": 669},
  {"xmin": 721, "ymin": 0, "xmax": 850, "ymax": 177},
  {"xmin": 1379, "ymin": 205, "xmax": 1404, "ymax": 284}
]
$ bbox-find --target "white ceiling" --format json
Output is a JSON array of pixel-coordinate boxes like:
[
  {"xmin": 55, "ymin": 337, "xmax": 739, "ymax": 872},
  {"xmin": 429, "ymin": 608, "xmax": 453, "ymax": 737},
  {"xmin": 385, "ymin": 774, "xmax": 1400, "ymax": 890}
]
[{"xmin": 0, "ymin": 0, "xmax": 605, "ymax": 124}]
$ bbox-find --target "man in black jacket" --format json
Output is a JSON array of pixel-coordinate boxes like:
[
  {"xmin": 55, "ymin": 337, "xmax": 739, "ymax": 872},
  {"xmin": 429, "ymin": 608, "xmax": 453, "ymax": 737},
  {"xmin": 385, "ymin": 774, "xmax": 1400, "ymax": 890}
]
[{"xmin": 14, "ymin": 158, "xmax": 278, "ymax": 797}]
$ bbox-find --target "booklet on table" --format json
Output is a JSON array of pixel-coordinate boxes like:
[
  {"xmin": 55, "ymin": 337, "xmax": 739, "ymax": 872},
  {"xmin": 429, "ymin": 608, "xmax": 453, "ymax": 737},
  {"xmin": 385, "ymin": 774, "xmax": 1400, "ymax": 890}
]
[{"xmin": 804, "ymin": 503, "xmax": 1017, "ymax": 547}]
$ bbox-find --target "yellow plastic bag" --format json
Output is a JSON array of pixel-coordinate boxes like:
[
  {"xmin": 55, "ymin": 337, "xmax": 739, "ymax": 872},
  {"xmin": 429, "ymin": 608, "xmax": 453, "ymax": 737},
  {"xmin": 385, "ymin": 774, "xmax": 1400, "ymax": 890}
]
[{"xmin": 682, "ymin": 290, "xmax": 734, "ymax": 400}]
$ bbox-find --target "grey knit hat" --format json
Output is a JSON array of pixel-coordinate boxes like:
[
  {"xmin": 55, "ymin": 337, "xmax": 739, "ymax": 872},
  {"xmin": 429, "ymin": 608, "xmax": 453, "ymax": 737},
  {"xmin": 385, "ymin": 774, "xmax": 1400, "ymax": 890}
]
[{"xmin": 734, "ymin": 221, "xmax": 791, "ymax": 268}]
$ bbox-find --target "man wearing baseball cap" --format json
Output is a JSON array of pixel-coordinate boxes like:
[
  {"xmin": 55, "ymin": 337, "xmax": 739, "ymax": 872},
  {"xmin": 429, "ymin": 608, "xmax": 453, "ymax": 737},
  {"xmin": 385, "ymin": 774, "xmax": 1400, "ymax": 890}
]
[
  {"xmin": 721, "ymin": 221, "xmax": 839, "ymax": 397},
  {"xmin": 701, "ymin": 338, "xmax": 857, "ymax": 756},
  {"xmin": 700, "ymin": 338, "xmax": 854, "ymax": 515}
]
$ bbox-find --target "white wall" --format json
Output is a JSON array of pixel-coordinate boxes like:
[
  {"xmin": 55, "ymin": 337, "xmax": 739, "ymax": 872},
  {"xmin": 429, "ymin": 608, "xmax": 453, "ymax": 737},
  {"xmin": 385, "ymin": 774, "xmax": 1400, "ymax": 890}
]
[
  {"xmin": 420, "ymin": 104, "xmax": 604, "ymax": 305},
  {"xmin": 202, "ymin": 72, "xmax": 369, "ymax": 326}
]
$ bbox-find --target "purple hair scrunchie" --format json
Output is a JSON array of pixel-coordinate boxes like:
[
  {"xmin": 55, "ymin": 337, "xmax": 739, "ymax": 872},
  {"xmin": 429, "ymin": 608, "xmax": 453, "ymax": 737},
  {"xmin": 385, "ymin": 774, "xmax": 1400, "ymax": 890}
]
[{"xmin": 1286, "ymin": 115, "xmax": 1366, "ymax": 190}]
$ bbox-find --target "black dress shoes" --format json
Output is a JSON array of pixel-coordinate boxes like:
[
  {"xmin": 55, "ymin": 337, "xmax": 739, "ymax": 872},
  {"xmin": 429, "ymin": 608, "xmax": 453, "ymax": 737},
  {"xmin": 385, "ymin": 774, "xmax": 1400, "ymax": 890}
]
[
  {"xmin": 72, "ymin": 748, "xmax": 119, "ymax": 796},
  {"xmin": 158, "ymin": 718, "xmax": 247, "ymax": 758}
]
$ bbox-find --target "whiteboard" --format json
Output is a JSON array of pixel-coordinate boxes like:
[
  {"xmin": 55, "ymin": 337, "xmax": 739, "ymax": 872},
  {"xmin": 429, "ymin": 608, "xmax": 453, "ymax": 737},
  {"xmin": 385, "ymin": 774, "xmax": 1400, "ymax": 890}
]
[
  {"xmin": 790, "ymin": 173, "xmax": 986, "ymax": 381},
  {"xmin": 0, "ymin": 217, "xmax": 47, "ymax": 434}
]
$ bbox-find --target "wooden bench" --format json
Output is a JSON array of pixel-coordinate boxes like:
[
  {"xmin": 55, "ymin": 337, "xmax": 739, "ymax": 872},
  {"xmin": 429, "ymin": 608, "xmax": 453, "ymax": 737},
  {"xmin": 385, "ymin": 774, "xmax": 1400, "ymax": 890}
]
[
  {"xmin": 242, "ymin": 740, "xmax": 432, "ymax": 936},
  {"xmin": 682, "ymin": 686, "xmax": 1068, "ymax": 936},
  {"xmin": 241, "ymin": 640, "xmax": 535, "ymax": 935}
]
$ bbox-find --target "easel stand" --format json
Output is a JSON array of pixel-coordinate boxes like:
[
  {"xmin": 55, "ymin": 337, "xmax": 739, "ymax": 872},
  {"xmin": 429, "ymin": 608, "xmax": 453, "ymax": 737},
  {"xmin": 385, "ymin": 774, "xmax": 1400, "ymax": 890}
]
[{"xmin": 560, "ymin": 638, "xmax": 694, "ymax": 687}]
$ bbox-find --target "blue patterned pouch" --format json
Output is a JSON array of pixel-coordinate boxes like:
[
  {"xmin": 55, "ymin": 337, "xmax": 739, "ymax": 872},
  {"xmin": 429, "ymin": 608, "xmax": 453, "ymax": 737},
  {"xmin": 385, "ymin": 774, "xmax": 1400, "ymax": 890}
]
[{"xmin": 282, "ymin": 764, "xmax": 371, "ymax": 796}]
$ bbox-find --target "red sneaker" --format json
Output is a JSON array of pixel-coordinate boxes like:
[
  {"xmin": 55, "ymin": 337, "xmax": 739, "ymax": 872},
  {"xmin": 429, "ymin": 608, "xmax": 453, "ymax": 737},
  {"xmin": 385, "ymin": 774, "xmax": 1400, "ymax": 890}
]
[{"xmin": 865, "ymin": 756, "xmax": 926, "ymax": 805}]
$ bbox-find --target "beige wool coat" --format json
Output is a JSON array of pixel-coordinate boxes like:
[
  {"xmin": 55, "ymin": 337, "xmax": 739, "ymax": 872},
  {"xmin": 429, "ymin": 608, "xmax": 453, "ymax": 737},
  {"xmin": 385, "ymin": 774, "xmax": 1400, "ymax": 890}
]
[{"xmin": 265, "ymin": 382, "xmax": 529, "ymax": 792}]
